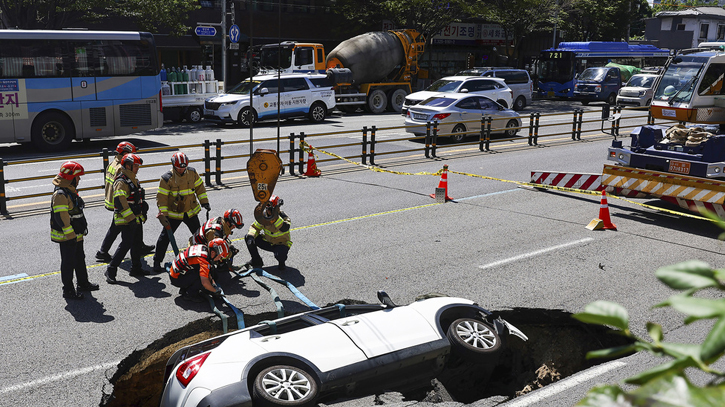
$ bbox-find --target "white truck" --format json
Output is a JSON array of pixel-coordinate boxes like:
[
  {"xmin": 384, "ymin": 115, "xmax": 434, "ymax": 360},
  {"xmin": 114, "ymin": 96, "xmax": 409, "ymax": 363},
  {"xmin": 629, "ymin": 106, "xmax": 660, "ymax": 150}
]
[{"xmin": 161, "ymin": 67, "xmax": 222, "ymax": 123}]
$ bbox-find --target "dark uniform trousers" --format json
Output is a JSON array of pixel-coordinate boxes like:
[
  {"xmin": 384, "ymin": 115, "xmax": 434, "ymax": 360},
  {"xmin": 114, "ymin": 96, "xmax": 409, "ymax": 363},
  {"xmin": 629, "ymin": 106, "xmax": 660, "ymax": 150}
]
[
  {"xmin": 154, "ymin": 214, "xmax": 201, "ymax": 264},
  {"xmin": 247, "ymin": 235, "xmax": 290, "ymax": 265},
  {"xmin": 108, "ymin": 222, "xmax": 142, "ymax": 273},
  {"xmin": 59, "ymin": 239, "xmax": 90, "ymax": 291}
]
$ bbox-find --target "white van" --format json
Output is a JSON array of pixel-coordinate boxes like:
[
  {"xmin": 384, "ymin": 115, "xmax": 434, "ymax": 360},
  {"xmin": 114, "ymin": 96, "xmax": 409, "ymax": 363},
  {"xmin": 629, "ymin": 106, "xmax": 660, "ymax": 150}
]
[
  {"xmin": 204, "ymin": 73, "xmax": 335, "ymax": 126},
  {"xmin": 458, "ymin": 68, "xmax": 533, "ymax": 111}
]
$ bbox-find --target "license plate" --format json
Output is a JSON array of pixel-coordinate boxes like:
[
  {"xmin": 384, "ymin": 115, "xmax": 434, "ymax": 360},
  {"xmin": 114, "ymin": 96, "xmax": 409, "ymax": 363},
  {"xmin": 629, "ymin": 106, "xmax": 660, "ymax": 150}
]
[
  {"xmin": 669, "ymin": 160, "xmax": 691, "ymax": 175},
  {"xmin": 547, "ymin": 91, "xmax": 555, "ymax": 98},
  {"xmin": 413, "ymin": 113, "xmax": 427, "ymax": 120},
  {"xmin": 204, "ymin": 109, "xmax": 211, "ymax": 115}
]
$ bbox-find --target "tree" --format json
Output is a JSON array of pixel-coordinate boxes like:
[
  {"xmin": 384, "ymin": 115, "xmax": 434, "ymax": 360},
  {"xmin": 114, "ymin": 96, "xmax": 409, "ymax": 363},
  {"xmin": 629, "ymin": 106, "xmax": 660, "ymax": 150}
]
[
  {"xmin": 558, "ymin": 0, "xmax": 650, "ymax": 41},
  {"xmin": 0, "ymin": 0, "xmax": 199, "ymax": 36}
]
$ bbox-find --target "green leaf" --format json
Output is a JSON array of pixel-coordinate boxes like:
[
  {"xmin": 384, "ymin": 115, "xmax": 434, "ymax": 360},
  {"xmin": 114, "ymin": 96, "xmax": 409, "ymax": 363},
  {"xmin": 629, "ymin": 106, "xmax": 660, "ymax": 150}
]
[
  {"xmin": 625, "ymin": 357, "xmax": 698, "ymax": 385},
  {"xmin": 701, "ymin": 316, "xmax": 725, "ymax": 362},
  {"xmin": 629, "ymin": 372, "xmax": 725, "ymax": 407},
  {"xmin": 647, "ymin": 322, "xmax": 663, "ymax": 343},
  {"xmin": 714, "ymin": 268, "xmax": 725, "ymax": 282},
  {"xmin": 655, "ymin": 261, "xmax": 718, "ymax": 290},
  {"xmin": 658, "ymin": 342, "xmax": 703, "ymax": 361},
  {"xmin": 586, "ymin": 344, "xmax": 637, "ymax": 360},
  {"xmin": 573, "ymin": 301, "xmax": 630, "ymax": 331},
  {"xmin": 575, "ymin": 384, "xmax": 631, "ymax": 406},
  {"xmin": 667, "ymin": 296, "xmax": 725, "ymax": 319}
]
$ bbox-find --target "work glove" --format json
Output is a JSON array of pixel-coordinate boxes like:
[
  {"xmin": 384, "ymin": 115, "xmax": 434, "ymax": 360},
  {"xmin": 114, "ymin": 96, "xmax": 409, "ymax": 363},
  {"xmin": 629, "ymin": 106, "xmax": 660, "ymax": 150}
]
[
  {"xmin": 230, "ymin": 245, "xmax": 240, "ymax": 256},
  {"xmin": 211, "ymin": 288, "xmax": 224, "ymax": 299},
  {"xmin": 245, "ymin": 235, "xmax": 255, "ymax": 246},
  {"xmin": 279, "ymin": 222, "xmax": 290, "ymax": 232},
  {"xmin": 202, "ymin": 203, "xmax": 211, "ymax": 211}
]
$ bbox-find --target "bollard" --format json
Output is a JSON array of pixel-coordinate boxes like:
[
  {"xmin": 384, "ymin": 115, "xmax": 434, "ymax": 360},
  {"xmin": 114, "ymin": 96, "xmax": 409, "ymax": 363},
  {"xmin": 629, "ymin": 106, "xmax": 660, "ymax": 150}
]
[
  {"xmin": 215, "ymin": 138, "xmax": 223, "ymax": 185},
  {"xmin": 100, "ymin": 148, "xmax": 111, "ymax": 191},
  {"xmin": 289, "ymin": 133, "xmax": 296, "ymax": 176},
  {"xmin": 647, "ymin": 108, "xmax": 654, "ymax": 125},
  {"xmin": 0, "ymin": 158, "xmax": 6, "ymax": 215},
  {"xmin": 298, "ymin": 132, "xmax": 306, "ymax": 174},
  {"xmin": 203, "ymin": 139, "xmax": 212, "ymax": 187},
  {"xmin": 484, "ymin": 116, "xmax": 492, "ymax": 151},
  {"xmin": 479, "ymin": 116, "xmax": 485, "ymax": 151},
  {"xmin": 576, "ymin": 109, "xmax": 584, "ymax": 140},
  {"xmin": 370, "ymin": 125, "xmax": 376, "ymax": 166},
  {"xmin": 533, "ymin": 113, "xmax": 541, "ymax": 145},
  {"xmin": 571, "ymin": 110, "xmax": 579, "ymax": 140},
  {"xmin": 362, "ymin": 128, "xmax": 368, "ymax": 165},
  {"xmin": 528, "ymin": 112, "xmax": 535, "ymax": 146},
  {"xmin": 431, "ymin": 121, "xmax": 438, "ymax": 158},
  {"xmin": 425, "ymin": 121, "xmax": 431, "ymax": 158}
]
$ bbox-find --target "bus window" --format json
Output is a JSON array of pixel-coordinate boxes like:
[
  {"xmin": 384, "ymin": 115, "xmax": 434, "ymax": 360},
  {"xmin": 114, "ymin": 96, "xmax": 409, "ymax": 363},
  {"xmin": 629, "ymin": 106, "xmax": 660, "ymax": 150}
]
[{"xmin": 698, "ymin": 63, "xmax": 725, "ymax": 96}]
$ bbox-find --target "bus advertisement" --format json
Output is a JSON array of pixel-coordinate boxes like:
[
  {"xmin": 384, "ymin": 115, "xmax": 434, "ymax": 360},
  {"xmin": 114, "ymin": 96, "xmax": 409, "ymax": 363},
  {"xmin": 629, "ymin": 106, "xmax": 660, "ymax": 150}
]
[
  {"xmin": 0, "ymin": 30, "xmax": 163, "ymax": 151},
  {"xmin": 537, "ymin": 41, "xmax": 669, "ymax": 99}
]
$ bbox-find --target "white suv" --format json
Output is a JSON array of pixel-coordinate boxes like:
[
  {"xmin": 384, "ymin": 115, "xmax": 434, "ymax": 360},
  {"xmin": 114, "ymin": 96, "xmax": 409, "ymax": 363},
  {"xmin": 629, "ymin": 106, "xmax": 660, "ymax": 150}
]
[
  {"xmin": 403, "ymin": 76, "xmax": 513, "ymax": 114},
  {"xmin": 204, "ymin": 73, "xmax": 335, "ymax": 126}
]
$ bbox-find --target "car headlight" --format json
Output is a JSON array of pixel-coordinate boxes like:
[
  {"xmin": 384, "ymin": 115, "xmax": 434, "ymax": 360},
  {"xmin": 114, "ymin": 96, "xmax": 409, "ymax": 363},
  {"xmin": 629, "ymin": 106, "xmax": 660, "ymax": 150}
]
[
  {"xmin": 639, "ymin": 91, "xmax": 646, "ymax": 97},
  {"xmin": 594, "ymin": 85, "xmax": 601, "ymax": 93}
]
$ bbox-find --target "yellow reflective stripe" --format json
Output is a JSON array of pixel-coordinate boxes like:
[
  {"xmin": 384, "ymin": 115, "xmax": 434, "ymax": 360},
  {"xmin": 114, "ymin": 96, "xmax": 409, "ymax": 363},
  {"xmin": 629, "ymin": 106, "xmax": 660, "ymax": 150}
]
[
  {"xmin": 120, "ymin": 208, "xmax": 133, "ymax": 217},
  {"xmin": 197, "ymin": 193, "xmax": 208, "ymax": 200},
  {"xmin": 194, "ymin": 178, "xmax": 203, "ymax": 187},
  {"xmin": 158, "ymin": 206, "xmax": 169, "ymax": 212},
  {"xmin": 62, "ymin": 226, "xmax": 74, "ymax": 234},
  {"xmin": 52, "ymin": 205, "xmax": 69, "ymax": 212},
  {"xmin": 114, "ymin": 190, "xmax": 128, "ymax": 198},
  {"xmin": 167, "ymin": 212, "xmax": 184, "ymax": 219},
  {"xmin": 51, "ymin": 230, "xmax": 67, "ymax": 239},
  {"xmin": 189, "ymin": 205, "xmax": 201, "ymax": 216},
  {"xmin": 158, "ymin": 187, "xmax": 170, "ymax": 195}
]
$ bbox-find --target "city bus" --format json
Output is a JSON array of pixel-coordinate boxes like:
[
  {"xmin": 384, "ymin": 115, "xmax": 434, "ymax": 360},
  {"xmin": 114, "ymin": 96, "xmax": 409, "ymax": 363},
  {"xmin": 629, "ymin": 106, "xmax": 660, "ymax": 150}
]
[
  {"xmin": 537, "ymin": 41, "xmax": 669, "ymax": 99},
  {"xmin": 0, "ymin": 30, "xmax": 163, "ymax": 151}
]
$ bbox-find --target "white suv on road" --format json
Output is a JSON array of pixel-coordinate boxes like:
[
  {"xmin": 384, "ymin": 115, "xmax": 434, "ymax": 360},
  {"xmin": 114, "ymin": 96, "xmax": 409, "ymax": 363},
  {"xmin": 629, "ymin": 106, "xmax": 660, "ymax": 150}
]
[
  {"xmin": 204, "ymin": 73, "xmax": 336, "ymax": 126},
  {"xmin": 403, "ymin": 76, "xmax": 513, "ymax": 114}
]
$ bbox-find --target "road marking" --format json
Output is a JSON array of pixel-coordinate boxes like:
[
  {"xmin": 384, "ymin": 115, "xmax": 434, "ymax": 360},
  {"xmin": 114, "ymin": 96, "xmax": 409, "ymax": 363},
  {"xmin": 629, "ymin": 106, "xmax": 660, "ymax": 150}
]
[
  {"xmin": 0, "ymin": 360, "xmax": 120, "ymax": 395},
  {"xmin": 479, "ymin": 238, "xmax": 595, "ymax": 270},
  {"xmin": 502, "ymin": 361, "xmax": 626, "ymax": 406},
  {"xmin": 0, "ymin": 273, "xmax": 28, "ymax": 284}
]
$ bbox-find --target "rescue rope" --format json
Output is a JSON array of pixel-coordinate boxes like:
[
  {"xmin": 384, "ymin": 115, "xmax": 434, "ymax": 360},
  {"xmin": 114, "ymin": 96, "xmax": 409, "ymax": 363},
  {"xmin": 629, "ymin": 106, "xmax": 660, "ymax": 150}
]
[{"xmin": 232, "ymin": 267, "xmax": 320, "ymax": 320}]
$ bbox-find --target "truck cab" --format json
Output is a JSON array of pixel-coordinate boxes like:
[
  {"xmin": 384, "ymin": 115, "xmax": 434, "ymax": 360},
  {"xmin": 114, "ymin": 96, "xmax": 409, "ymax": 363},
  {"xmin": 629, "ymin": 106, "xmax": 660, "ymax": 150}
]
[
  {"xmin": 573, "ymin": 66, "xmax": 622, "ymax": 105},
  {"xmin": 259, "ymin": 42, "xmax": 326, "ymax": 74}
]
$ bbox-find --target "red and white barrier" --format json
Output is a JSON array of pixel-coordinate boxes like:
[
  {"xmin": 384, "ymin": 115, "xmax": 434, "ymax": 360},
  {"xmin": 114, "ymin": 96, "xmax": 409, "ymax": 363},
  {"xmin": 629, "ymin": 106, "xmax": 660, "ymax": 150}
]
[{"xmin": 530, "ymin": 171, "xmax": 604, "ymax": 191}]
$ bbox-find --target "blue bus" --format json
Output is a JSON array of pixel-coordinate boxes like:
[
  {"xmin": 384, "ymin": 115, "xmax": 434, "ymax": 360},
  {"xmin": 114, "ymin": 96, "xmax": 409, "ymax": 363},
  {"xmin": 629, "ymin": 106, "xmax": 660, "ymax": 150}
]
[
  {"xmin": 537, "ymin": 42, "xmax": 669, "ymax": 99},
  {"xmin": 0, "ymin": 30, "xmax": 163, "ymax": 151}
]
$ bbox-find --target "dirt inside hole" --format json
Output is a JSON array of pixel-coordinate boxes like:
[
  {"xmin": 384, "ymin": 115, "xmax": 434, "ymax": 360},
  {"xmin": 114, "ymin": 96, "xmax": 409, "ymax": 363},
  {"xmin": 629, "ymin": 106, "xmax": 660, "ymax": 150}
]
[{"xmin": 100, "ymin": 304, "xmax": 633, "ymax": 407}]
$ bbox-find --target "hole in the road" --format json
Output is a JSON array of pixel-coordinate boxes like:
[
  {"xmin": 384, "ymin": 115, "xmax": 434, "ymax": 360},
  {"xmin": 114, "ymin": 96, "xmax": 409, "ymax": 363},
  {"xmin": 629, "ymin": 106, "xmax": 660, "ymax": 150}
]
[{"xmin": 100, "ymin": 304, "xmax": 633, "ymax": 407}]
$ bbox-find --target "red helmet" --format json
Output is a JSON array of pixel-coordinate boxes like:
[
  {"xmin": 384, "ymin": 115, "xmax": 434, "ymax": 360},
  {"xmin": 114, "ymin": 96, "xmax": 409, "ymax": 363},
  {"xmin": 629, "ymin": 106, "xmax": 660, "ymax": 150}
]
[
  {"xmin": 268, "ymin": 195, "xmax": 283, "ymax": 208},
  {"xmin": 121, "ymin": 153, "xmax": 143, "ymax": 168},
  {"xmin": 208, "ymin": 238, "xmax": 230, "ymax": 259},
  {"xmin": 171, "ymin": 152, "xmax": 189, "ymax": 169},
  {"xmin": 58, "ymin": 161, "xmax": 85, "ymax": 180},
  {"xmin": 223, "ymin": 209, "xmax": 244, "ymax": 229},
  {"xmin": 115, "ymin": 141, "xmax": 137, "ymax": 155}
]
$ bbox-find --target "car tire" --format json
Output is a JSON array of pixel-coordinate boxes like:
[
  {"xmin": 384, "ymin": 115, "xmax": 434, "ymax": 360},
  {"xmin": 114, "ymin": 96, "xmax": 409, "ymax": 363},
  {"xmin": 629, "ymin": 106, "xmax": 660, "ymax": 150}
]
[
  {"xmin": 387, "ymin": 89, "xmax": 408, "ymax": 113},
  {"xmin": 496, "ymin": 99, "xmax": 509, "ymax": 109},
  {"xmin": 447, "ymin": 317, "xmax": 501, "ymax": 360},
  {"xmin": 504, "ymin": 119, "xmax": 519, "ymax": 137},
  {"xmin": 450, "ymin": 124, "xmax": 466, "ymax": 143},
  {"xmin": 237, "ymin": 107, "xmax": 257, "ymax": 127},
  {"xmin": 365, "ymin": 89, "xmax": 387, "ymax": 114},
  {"xmin": 607, "ymin": 93, "xmax": 617, "ymax": 105},
  {"xmin": 513, "ymin": 96, "xmax": 526, "ymax": 111},
  {"xmin": 31, "ymin": 111, "xmax": 74, "ymax": 152},
  {"xmin": 186, "ymin": 107, "xmax": 202, "ymax": 123},
  {"xmin": 253, "ymin": 365, "xmax": 318, "ymax": 407},
  {"xmin": 308, "ymin": 102, "xmax": 326, "ymax": 123}
]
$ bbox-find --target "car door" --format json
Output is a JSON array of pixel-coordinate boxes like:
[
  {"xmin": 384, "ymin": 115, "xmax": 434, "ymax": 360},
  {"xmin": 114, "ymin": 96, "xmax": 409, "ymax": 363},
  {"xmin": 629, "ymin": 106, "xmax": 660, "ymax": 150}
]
[
  {"xmin": 476, "ymin": 96, "xmax": 507, "ymax": 132},
  {"xmin": 452, "ymin": 96, "xmax": 483, "ymax": 131},
  {"xmin": 280, "ymin": 77, "xmax": 311, "ymax": 118},
  {"xmin": 254, "ymin": 78, "xmax": 280, "ymax": 120}
]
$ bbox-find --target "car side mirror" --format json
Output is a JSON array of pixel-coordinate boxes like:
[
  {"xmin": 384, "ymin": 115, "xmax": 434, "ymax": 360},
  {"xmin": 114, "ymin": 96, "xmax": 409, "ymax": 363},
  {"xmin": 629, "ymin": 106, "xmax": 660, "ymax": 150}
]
[
  {"xmin": 258, "ymin": 88, "xmax": 269, "ymax": 95},
  {"xmin": 459, "ymin": 88, "xmax": 469, "ymax": 93},
  {"xmin": 377, "ymin": 290, "xmax": 397, "ymax": 308}
]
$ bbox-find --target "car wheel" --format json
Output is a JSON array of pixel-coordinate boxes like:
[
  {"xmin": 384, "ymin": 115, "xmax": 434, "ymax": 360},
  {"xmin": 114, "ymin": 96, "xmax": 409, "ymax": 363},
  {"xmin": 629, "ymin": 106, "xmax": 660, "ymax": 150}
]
[
  {"xmin": 607, "ymin": 93, "xmax": 617, "ymax": 105},
  {"xmin": 450, "ymin": 124, "xmax": 466, "ymax": 142},
  {"xmin": 387, "ymin": 89, "xmax": 408, "ymax": 113},
  {"xmin": 496, "ymin": 99, "xmax": 509, "ymax": 109},
  {"xmin": 237, "ymin": 107, "xmax": 257, "ymax": 127},
  {"xmin": 186, "ymin": 107, "xmax": 202, "ymax": 123},
  {"xmin": 513, "ymin": 96, "xmax": 526, "ymax": 111},
  {"xmin": 504, "ymin": 119, "xmax": 519, "ymax": 137},
  {"xmin": 365, "ymin": 89, "xmax": 387, "ymax": 113},
  {"xmin": 447, "ymin": 317, "xmax": 501, "ymax": 360},
  {"xmin": 253, "ymin": 365, "xmax": 318, "ymax": 407},
  {"xmin": 31, "ymin": 111, "xmax": 74, "ymax": 152},
  {"xmin": 308, "ymin": 102, "xmax": 326, "ymax": 123}
]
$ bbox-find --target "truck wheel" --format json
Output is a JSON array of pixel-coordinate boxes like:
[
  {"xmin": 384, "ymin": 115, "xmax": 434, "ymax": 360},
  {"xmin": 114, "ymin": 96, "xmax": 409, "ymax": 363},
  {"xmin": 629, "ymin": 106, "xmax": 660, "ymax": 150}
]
[
  {"xmin": 387, "ymin": 89, "xmax": 408, "ymax": 113},
  {"xmin": 365, "ymin": 89, "xmax": 387, "ymax": 114},
  {"xmin": 237, "ymin": 107, "xmax": 257, "ymax": 127},
  {"xmin": 607, "ymin": 93, "xmax": 617, "ymax": 105},
  {"xmin": 308, "ymin": 102, "xmax": 326, "ymax": 123},
  {"xmin": 186, "ymin": 107, "xmax": 202, "ymax": 123},
  {"xmin": 31, "ymin": 111, "xmax": 74, "ymax": 152}
]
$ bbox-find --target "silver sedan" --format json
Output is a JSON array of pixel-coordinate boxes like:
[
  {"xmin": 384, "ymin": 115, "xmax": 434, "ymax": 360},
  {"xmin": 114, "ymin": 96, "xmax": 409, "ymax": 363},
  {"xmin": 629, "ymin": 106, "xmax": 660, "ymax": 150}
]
[{"xmin": 404, "ymin": 93, "xmax": 522, "ymax": 142}]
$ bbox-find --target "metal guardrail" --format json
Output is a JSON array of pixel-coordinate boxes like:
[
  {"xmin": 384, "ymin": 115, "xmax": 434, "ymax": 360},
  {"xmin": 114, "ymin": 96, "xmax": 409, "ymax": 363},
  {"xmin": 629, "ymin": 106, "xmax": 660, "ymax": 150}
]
[{"xmin": 0, "ymin": 105, "xmax": 673, "ymax": 215}]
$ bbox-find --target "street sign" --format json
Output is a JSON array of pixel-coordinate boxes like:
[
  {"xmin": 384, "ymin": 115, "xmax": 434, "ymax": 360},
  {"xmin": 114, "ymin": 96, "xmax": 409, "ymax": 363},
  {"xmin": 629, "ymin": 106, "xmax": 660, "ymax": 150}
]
[
  {"xmin": 230, "ymin": 43, "xmax": 240, "ymax": 50},
  {"xmin": 229, "ymin": 24, "xmax": 241, "ymax": 43},
  {"xmin": 195, "ymin": 26, "xmax": 217, "ymax": 37}
]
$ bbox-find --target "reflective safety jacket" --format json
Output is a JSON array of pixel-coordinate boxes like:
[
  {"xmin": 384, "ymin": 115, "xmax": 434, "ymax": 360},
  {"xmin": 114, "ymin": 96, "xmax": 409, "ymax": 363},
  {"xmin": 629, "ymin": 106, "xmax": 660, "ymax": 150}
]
[
  {"xmin": 104, "ymin": 155, "xmax": 123, "ymax": 210},
  {"xmin": 113, "ymin": 167, "xmax": 146, "ymax": 225},
  {"xmin": 50, "ymin": 176, "xmax": 86, "ymax": 243},
  {"xmin": 248, "ymin": 210, "xmax": 292, "ymax": 247},
  {"xmin": 190, "ymin": 216, "xmax": 232, "ymax": 246},
  {"xmin": 156, "ymin": 167, "xmax": 208, "ymax": 220},
  {"xmin": 170, "ymin": 245, "xmax": 213, "ymax": 281}
]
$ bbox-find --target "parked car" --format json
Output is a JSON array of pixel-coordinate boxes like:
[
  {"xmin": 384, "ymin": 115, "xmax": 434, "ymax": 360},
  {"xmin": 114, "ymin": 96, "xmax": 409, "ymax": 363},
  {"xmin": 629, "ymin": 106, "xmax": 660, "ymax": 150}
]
[
  {"xmin": 403, "ymin": 76, "xmax": 513, "ymax": 114},
  {"xmin": 457, "ymin": 67, "xmax": 534, "ymax": 111},
  {"xmin": 616, "ymin": 73, "xmax": 659, "ymax": 107},
  {"xmin": 405, "ymin": 94, "xmax": 522, "ymax": 142},
  {"xmin": 159, "ymin": 292, "xmax": 527, "ymax": 407},
  {"xmin": 204, "ymin": 73, "xmax": 335, "ymax": 127}
]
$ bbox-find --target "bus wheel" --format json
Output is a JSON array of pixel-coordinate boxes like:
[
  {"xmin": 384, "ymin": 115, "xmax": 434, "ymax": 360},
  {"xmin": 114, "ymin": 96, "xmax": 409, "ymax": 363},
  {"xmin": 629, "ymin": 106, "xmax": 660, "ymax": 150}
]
[{"xmin": 32, "ymin": 112, "xmax": 74, "ymax": 152}]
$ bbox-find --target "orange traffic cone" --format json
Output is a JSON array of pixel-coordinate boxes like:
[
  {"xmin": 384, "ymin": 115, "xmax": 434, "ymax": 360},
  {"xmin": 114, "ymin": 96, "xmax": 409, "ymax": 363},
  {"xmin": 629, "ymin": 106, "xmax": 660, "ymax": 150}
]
[
  {"xmin": 430, "ymin": 164, "xmax": 453, "ymax": 202},
  {"xmin": 304, "ymin": 147, "xmax": 321, "ymax": 177},
  {"xmin": 586, "ymin": 190, "xmax": 617, "ymax": 231}
]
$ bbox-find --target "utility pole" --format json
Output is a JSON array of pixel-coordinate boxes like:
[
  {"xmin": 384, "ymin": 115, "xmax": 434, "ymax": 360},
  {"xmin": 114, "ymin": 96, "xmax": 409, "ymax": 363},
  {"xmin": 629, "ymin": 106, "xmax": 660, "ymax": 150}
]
[{"xmin": 222, "ymin": 0, "xmax": 227, "ymax": 87}]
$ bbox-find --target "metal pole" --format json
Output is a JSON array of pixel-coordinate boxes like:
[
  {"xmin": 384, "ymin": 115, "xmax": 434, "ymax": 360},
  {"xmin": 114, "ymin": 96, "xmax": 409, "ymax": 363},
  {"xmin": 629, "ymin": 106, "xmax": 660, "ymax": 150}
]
[
  {"xmin": 248, "ymin": 0, "xmax": 254, "ymax": 151},
  {"xmin": 0, "ymin": 158, "xmax": 7, "ymax": 215},
  {"xmin": 203, "ymin": 139, "xmax": 212, "ymax": 187},
  {"xmin": 222, "ymin": 0, "xmax": 227, "ymax": 86},
  {"xmin": 276, "ymin": 0, "xmax": 282, "ymax": 169},
  {"xmin": 215, "ymin": 138, "xmax": 223, "ymax": 185},
  {"xmin": 289, "ymin": 133, "xmax": 296, "ymax": 176}
]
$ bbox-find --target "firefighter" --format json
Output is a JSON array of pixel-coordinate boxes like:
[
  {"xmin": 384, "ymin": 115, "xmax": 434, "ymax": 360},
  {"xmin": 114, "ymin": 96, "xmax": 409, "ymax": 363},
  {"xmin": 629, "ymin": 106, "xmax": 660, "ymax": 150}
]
[
  {"xmin": 244, "ymin": 195, "xmax": 291, "ymax": 270},
  {"xmin": 153, "ymin": 152, "xmax": 210, "ymax": 273},
  {"xmin": 96, "ymin": 141, "xmax": 154, "ymax": 263},
  {"xmin": 169, "ymin": 238, "xmax": 229, "ymax": 302},
  {"xmin": 51, "ymin": 161, "xmax": 100, "ymax": 299},
  {"xmin": 105, "ymin": 153, "xmax": 150, "ymax": 283},
  {"xmin": 189, "ymin": 209, "xmax": 244, "ymax": 274}
]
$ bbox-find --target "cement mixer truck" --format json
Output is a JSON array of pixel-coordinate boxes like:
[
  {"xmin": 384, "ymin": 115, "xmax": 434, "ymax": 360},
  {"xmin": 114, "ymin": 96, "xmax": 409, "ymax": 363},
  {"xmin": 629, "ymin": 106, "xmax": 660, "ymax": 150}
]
[{"xmin": 256, "ymin": 29, "xmax": 425, "ymax": 113}]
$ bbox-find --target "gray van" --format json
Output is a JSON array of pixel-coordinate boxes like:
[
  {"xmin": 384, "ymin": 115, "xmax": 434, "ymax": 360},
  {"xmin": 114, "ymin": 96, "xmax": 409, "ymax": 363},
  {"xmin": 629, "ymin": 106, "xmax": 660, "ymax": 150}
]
[{"xmin": 457, "ymin": 67, "xmax": 533, "ymax": 111}]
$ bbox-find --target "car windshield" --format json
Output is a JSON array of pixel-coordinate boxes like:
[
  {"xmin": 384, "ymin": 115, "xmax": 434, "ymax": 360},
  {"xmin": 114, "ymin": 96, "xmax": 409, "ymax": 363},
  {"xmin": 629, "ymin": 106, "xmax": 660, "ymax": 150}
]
[
  {"xmin": 579, "ymin": 68, "xmax": 607, "ymax": 81},
  {"xmin": 626, "ymin": 75, "xmax": 655, "ymax": 88},
  {"xmin": 420, "ymin": 97, "xmax": 456, "ymax": 107},
  {"xmin": 654, "ymin": 56, "xmax": 707, "ymax": 103},
  {"xmin": 456, "ymin": 70, "xmax": 483, "ymax": 76},
  {"xmin": 426, "ymin": 79, "xmax": 462, "ymax": 92},
  {"xmin": 227, "ymin": 80, "xmax": 261, "ymax": 95}
]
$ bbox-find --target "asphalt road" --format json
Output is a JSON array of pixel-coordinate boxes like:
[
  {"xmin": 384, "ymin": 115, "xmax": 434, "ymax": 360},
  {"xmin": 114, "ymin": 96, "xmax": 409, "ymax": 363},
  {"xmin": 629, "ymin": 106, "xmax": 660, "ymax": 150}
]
[{"xmin": 0, "ymin": 101, "xmax": 722, "ymax": 407}]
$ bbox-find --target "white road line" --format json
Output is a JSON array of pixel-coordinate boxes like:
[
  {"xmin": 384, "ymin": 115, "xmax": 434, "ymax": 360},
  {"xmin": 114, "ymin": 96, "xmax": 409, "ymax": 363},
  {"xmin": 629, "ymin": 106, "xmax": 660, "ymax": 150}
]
[
  {"xmin": 502, "ymin": 361, "xmax": 627, "ymax": 407},
  {"xmin": 0, "ymin": 360, "xmax": 120, "ymax": 394},
  {"xmin": 479, "ymin": 238, "xmax": 595, "ymax": 270}
]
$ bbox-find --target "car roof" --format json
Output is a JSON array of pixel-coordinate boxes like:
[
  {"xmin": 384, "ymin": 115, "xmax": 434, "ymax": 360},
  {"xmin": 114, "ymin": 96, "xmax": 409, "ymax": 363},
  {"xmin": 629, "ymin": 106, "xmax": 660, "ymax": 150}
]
[
  {"xmin": 440, "ymin": 76, "xmax": 506, "ymax": 83},
  {"xmin": 245, "ymin": 73, "xmax": 325, "ymax": 81},
  {"xmin": 424, "ymin": 92, "xmax": 496, "ymax": 101}
]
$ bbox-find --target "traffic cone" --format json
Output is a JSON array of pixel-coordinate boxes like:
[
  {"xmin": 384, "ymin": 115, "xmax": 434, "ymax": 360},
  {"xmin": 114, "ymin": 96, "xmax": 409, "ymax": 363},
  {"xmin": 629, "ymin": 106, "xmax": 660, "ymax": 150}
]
[
  {"xmin": 586, "ymin": 190, "xmax": 617, "ymax": 231},
  {"xmin": 304, "ymin": 146, "xmax": 321, "ymax": 177},
  {"xmin": 430, "ymin": 164, "xmax": 453, "ymax": 202}
]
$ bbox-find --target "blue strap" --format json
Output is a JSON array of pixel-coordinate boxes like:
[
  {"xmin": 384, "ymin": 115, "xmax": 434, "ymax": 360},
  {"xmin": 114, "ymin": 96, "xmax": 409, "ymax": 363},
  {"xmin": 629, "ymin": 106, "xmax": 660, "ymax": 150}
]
[
  {"xmin": 229, "ymin": 267, "xmax": 319, "ymax": 319},
  {"xmin": 218, "ymin": 287, "xmax": 245, "ymax": 329},
  {"xmin": 250, "ymin": 271, "xmax": 284, "ymax": 318},
  {"xmin": 260, "ymin": 270, "xmax": 320, "ymax": 310},
  {"xmin": 259, "ymin": 320, "xmax": 277, "ymax": 334},
  {"xmin": 204, "ymin": 293, "xmax": 228, "ymax": 334}
]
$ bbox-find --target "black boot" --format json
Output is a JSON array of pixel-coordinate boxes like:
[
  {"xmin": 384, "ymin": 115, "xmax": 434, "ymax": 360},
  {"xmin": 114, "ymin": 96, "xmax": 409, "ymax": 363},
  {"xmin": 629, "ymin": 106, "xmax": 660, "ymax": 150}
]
[
  {"xmin": 153, "ymin": 260, "xmax": 164, "ymax": 274},
  {"xmin": 95, "ymin": 251, "xmax": 112, "ymax": 263},
  {"xmin": 141, "ymin": 244, "xmax": 155, "ymax": 255},
  {"xmin": 130, "ymin": 266, "xmax": 151, "ymax": 276},
  {"xmin": 63, "ymin": 287, "xmax": 84, "ymax": 300},
  {"xmin": 105, "ymin": 267, "xmax": 117, "ymax": 284},
  {"xmin": 77, "ymin": 281, "xmax": 100, "ymax": 291}
]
